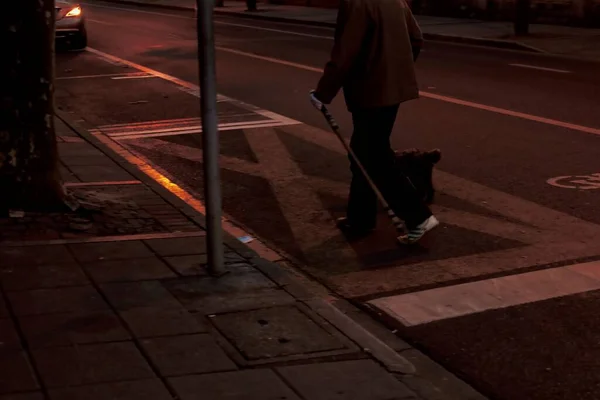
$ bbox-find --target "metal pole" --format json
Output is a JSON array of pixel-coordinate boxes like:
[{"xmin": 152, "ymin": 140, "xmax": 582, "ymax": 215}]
[{"xmin": 197, "ymin": 0, "xmax": 225, "ymax": 276}]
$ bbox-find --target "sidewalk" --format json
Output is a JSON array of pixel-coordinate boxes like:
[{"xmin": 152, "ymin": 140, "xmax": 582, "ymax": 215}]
[
  {"xmin": 0, "ymin": 116, "xmax": 487, "ymax": 399},
  {"xmin": 93, "ymin": 0, "xmax": 600, "ymax": 61}
]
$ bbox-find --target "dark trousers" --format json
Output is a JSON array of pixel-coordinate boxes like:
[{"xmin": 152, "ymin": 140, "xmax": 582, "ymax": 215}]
[{"xmin": 346, "ymin": 105, "xmax": 432, "ymax": 230}]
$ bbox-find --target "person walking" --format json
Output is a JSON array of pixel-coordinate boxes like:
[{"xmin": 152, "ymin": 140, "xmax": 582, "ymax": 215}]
[{"xmin": 309, "ymin": 0, "xmax": 438, "ymax": 244}]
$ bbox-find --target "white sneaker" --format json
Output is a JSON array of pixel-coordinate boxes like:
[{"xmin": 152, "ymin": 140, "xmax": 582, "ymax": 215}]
[{"xmin": 398, "ymin": 215, "xmax": 439, "ymax": 245}]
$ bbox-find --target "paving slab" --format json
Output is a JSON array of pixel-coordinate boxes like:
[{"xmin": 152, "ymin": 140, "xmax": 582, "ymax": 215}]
[
  {"xmin": 162, "ymin": 252, "xmax": 247, "ymax": 276},
  {"xmin": 100, "ymin": 281, "xmax": 180, "ymax": 310},
  {"xmin": 119, "ymin": 306, "xmax": 208, "ymax": 337},
  {"xmin": 69, "ymin": 165, "xmax": 135, "ymax": 182},
  {"xmin": 84, "ymin": 257, "xmax": 176, "ymax": 283},
  {"xmin": 278, "ymin": 359, "xmax": 418, "ymax": 400},
  {"xmin": 8, "ymin": 286, "xmax": 108, "ymax": 316},
  {"xmin": 170, "ymin": 369, "xmax": 302, "ymax": 400},
  {"xmin": 211, "ymin": 305, "xmax": 347, "ymax": 361},
  {"xmin": 144, "ymin": 236, "xmax": 207, "ymax": 257},
  {"xmin": 57, "ymin": 142, "xmax": 104, "ymax": 158},
  {"xmin": 19, "ymin": 311, "xmax": 130, "ymax": 348},
  {"xmin": 48, "ymin": 379, "xmax": 173, "ymax": 400},
  {"xmin": 162, "ymin": 254, "xmax": 208, "ymax": 276},
  {"xmin": 32, "ymin": 342, "xmax": 153, "ymax": 388},
  {"xmin": 0, "ymin": 351, "xmax": 39, "ymax": 394},
  {"xmin": 178, "ymin": 287, "xmax": 296, "ymax": 315},
  {"xmin": 140, "ymin": 333, "xmax": 237, "ymax": 376},
  {"xmin": 0, "ymin": 318, "xmax": 20, "ymax": 348},
  {"xmin": 0, "ymin": 246, "xmax": 75, "ymax": 266},
  {"xmin": 59, "ymin": 164, "xmax": 80, "ymax": 184},
  {"xmin": 0, "ymin": 296, "xmax": 7, "ymax": 318},
  {"xmin": 0, "ymin": 263, "xmax": 89, "ymax": 291},
  {"xmin": 69, "ymin": 241, "xmax": 154, "ymax": 263},
  {"xmin": 60, "ymin": 154, "xmax": 118, "ymax": 168},
  {"xmin": 163, "ymin": 269, "xmax": 276, "ymax": 299}
]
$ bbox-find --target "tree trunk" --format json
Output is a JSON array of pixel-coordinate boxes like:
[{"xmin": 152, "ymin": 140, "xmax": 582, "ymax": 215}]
[
  {"xmin": 246, "ymin": 0, "xmax": 258, "ymax": 11},
  {"xmin": 0, "ymin": 0, "xmax": 65, "ymax": 212},
  {"xmin": 514, "ymin": 0, "xmax": 531, "ymax": 36}
]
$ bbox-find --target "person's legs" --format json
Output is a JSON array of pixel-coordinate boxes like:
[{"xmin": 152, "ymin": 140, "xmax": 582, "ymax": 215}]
[
  {"xmin": 366, "ymin": 106, "xmax": 432, "ymax": 229},
  {"xmin": 344, "ymin": 105, "xmax": 435, "ymax": 236},
  {"xmin": 371, "ymin": 108, "xmax": 438, "ymax": 243},
  {"xmin": 344, "ymin": 109, "xmax": 380, "ymax": 231}
]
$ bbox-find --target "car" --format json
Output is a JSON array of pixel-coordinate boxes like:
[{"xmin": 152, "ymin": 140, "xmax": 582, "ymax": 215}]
[{"xmin": 55, "ymin": 1, "xmax": 87, "ymax": 50}]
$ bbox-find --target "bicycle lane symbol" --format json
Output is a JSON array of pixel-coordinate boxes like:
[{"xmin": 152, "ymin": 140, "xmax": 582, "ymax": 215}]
[{"xmin": 547, "ymin": 173, "xmax": 600, "ymax": 190}]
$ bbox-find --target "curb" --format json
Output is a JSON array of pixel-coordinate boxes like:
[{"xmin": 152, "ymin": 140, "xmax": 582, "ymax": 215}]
[
  {"xmin": 89, "ymin": 0, "xmax": 543, "ymax": 54},
  {"xmin": 55, "ymin": 110, "xmax": 418, "ymax": 376}
]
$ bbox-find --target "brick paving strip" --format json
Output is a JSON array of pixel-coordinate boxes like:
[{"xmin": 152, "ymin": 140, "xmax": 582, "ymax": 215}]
[{"xmin": 0, "ymin": 115, "xmax": 487, "ymax": 399}]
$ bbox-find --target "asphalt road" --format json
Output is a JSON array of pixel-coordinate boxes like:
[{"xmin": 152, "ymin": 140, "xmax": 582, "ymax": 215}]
[{"xmin": 55, "ymin": 2, "xmax": 600, "ymax": 399}]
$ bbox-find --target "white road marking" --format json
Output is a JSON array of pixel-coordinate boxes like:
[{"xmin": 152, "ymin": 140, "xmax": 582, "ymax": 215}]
[
  {"xmin": 64, "ymin": 180, "xmax": 141, "ymax": 187},
  {"xmin": 368, "ymin": 260, "xmax": 600, "ymax": 327},
  {"xmin": 103, "ymin": 120, "xmax": 297, "ymax": 140},
  {"xmin": 509, "ymin": 63, "xmax": 571, "ymax": 74},
  {"xmin": 421, "ymin": 91, "xmax": 600, "ymax": 136},
  {"xmin": 547, "ymin": 173, "xmax": 600, "ymax": 190},
  {"xmin": 57, "ymin": 72, "xmax": 147, "ymax": 80},
  {"xmin": 217, "ymin": 46, "xmax": 324, "ymax": 72},
  {"xmin": 107, "ymin": 125, "xmax": 202, "ymax": 137},
  {"xmin": 214, "ymin": 20, "xmax": 333, "ymax": 40},
  {"xmin": 86, "ymin": 46, "xmax": 301, "ymax": 128},
  {"xmin": 87, "ymin": 18, "xmax": 115, "ymax": 25},
  {"xmin": 215, "ymin": 46, "xmax": 600, "ymax": 137},
  {"xmin": 111, "ymin": 74, "xmax": 157, "ymax": 80},
  {"xmin": 96, "ymin": 117, "xmax": 201, "ymax": 130}
]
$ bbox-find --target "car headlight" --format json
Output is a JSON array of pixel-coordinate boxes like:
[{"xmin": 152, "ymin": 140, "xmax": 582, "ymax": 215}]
[{"xmin": 66, "ymin": 6, "xmax": 82, "ymax": 17}]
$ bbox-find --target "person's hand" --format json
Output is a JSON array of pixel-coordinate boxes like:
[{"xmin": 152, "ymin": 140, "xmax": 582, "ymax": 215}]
[{"xmin": 309, "ymin": 90, "xmax": 324, "ymax": 111}]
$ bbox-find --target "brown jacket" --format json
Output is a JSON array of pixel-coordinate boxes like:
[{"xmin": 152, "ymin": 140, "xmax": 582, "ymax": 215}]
[{"xmin": 316, "ymin": 0, "xmax": 423, "ymax": 111}]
